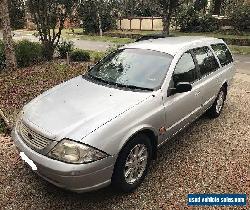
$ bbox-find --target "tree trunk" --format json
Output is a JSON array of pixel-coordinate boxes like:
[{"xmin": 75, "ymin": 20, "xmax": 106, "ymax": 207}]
[
  {"xmin": 42, "ymin": 41, "xmax": 55, "ymax": 61},
  {"xmin": 213, "ymin": 0, "xmax": 222, "ymax": 15},
  {"xmin": 162, "ymin": 13, "xmax": 171, "ymax": 36},
  {"xmin": 0, "ymin": 0, "xmax": 17, "ymax": 71}
]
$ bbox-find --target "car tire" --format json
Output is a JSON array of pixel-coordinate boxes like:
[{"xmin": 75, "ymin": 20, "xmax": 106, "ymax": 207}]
[
  {"xmin": 207, "ymin": 87, "xmax": 226, "ymax": 118},
  {"xmin": 111, "ymin": 134, "xmax": 153, "ymax": 193}
]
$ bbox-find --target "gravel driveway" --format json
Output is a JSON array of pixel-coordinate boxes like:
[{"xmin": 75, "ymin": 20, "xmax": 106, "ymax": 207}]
[{"xmin": 0, "ymin": 73, "xmax": 249, "ymax": 210}]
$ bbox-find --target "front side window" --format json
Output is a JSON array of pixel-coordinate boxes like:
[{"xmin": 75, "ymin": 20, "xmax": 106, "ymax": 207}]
[
  {"xmin": 193, "ymin": 46, "xmax": 219, "ymax": 77},
  {"xmin": 86, "ymin": 49, "xmax": 173, "ymax": 90},
  {"xmin": 211, "ymin": 43, "xmax": 233, "ymax": 66},
  {"xmin": 173, "ymin": 52, "xmax": 197, "ymax": 85}
]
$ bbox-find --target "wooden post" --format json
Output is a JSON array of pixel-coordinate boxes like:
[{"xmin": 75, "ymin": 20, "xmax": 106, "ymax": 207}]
[
  {"xmin": 66, "ymin": 52, "xmax": 70, "ymax": 65},
  {"xmin": 130, "ymin": 18, "xmax": 132, "ymax": 30},
  {"xmin": 140, "ymin": 18, "xmax": 142, "ymax": 30},
  {"xmin": 152, "ymin": 17, "xmax": 154, "ymax": 30}
]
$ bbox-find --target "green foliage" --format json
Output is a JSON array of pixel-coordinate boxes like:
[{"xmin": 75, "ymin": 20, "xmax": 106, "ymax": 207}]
[
  {"xmin": 27, "ymin": 0, "xmax": 78, "ymax": 60},
  {"xmin": 229, "ymin": 4, "xmax": 250, "ymax": 32},
  {"xmin": 84, "ymin": 50, "xmax": 105, "ymax": 62},
  {"xmin": 198, "ymin": 15, "xmax": 219, "ymax": 32},
  {"xmin": 119, "ymin": 0, "xmax": 160, "ymax": 17},
  {"xmin": 70, "ymin": 49, "xmax": 90, "ymax": 62},
  {"xmin": 156, "ymin": 0, "xmax": 187, "ymax": 34},
  {"xmin": 133, "ymin": 1, "xmax": 160, "ymax": 17},
  {"xmin": 8, "ymin": 0, "xmax": 25, "ymax": 29},
  {"xmin": 178, "ymin": 6, "xmax": 218, "ymax": 32},
  {"xmin": 0, "ymin": 40, "xmax": 44, "ymax": 69},
  {"xmin": 78, "ymin": 0, "xmax": 116, "ymax": 34},
  {"xmin": 92, "ymin": 53, "xmax": 104, "ymax": 63},
  {"xmin": 15, "ymin": 40, "xmax": 43, "ymax": 68},
  {"xmin": 177, "ymin": 6, "xmax": 199, "ymax": 32},
  {"xmin": 57, "ymin": 40, "xmax": 74, "ymax": 59},
  {"xmin": 194, "ymin": 0, "xmax": 208, "ymax": 11},
  {"xmin": 229, "ymin": 45, "xmax": 250, "ymax": 55}
]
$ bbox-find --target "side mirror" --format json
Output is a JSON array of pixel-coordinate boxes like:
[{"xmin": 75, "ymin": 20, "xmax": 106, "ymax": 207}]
[
  {"xmin": 87, "ymin": 64, "xmax": 94, "ymax": 71},
  {"xmin": 175, "ymin": 82, "xmax": 192, "ymax": 93}
]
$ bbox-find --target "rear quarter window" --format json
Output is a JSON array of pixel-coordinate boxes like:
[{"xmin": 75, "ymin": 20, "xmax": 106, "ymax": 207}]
[
  {"xmin": 192, "ymin": 46, "xmax": 220, "ymax": 77},
  {"xmin": 211, "ymin": 43, "xmax": 233, "ymax": 66}
]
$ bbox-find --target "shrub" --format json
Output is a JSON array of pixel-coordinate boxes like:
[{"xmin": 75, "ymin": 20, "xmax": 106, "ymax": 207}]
[
  {"xmin": 198, "ymin": 15, "xmax": 219, "ymax": 32},
  {"xmin": 93, "ymin": 53, "xmax": 104, "ymax": 63},
  {"xmin": 57, "ymin": 40, "xmax": 74, "ymax": 59},
  {"xmin": 15, "ymin": 40, "xmax": 43, "ymax": 67},
  {"xmin": 194, "ymin": 0, "xmax": 207, "ymax": 11},
  {"xmin": 178, "ymin": 6, "xmax": 200, "ymax": 32},
  {"xmin": 229, "ymin": 5, "xmax": 250, "ymax": 32},
  {"xmin": 0, "ymin": 40, "xmax": 6, "ymax": 70},
  {"xmin": 78, "ymin": 0, "xmax": 115, "ymax": 34},
  {"xmin": 9, "ymin": 0, "xmax": 26, "ymax": 29},
  {"xmin": 70, "ymin": 49, "xmax": 90, "ymax": 62},
  {"xmin": 178, "ymin": 6, "xmax": 218, "ymax": 32}
]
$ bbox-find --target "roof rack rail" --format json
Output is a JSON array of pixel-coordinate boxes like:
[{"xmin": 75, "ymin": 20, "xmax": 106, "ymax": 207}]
[{"xmin": 135, "ymin": 34, "xmax": 174, "ymax": 42}]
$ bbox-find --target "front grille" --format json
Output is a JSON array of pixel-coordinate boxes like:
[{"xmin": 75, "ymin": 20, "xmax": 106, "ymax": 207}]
[{"xmin": 19, "ymin": 121, "xmax": 52, "ymax": 150}]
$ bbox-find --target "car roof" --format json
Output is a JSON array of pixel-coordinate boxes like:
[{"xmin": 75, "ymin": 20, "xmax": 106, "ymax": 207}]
[{"xmin": 122, "ymin": 36, "xmax": 224, "ymax": 56}]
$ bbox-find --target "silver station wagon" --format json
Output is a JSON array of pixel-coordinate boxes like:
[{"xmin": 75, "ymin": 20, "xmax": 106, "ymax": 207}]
[{"xmin": 12, "ymin": 36, "xmax": 235, "ymax": 193}]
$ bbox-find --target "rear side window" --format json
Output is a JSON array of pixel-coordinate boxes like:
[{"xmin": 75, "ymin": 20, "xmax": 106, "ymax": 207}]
[
  {"xmin": 173, "ymin": 52, "xmax": 198, "ymax": 84},
  {"xmin": 193, "ymin": 46, "xmax": 219, "ymax": 77},
  {"xmin": 211, "ymin": 43, "xmax": 233, "ymax": 66}
]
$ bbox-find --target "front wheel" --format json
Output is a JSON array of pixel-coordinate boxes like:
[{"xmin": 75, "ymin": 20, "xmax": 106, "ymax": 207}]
[
  {"xmin": 111, "ymin": 134, "xmax": 152, "ymax": 193},
  {"xmin": 207, "ymin": 87, "xmax": 226, "ymax": 118}
]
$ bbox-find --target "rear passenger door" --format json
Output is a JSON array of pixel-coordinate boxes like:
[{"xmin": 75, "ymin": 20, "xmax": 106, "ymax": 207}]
[{"xmin": 191, "ymin": 46, "xmax": 221, "ymax": 110}]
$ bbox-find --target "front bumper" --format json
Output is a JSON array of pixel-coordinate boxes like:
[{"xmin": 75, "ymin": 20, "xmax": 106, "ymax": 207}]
[{"xmin": 12, "ymin": 128, "xmax": 116, "ymax": 193}]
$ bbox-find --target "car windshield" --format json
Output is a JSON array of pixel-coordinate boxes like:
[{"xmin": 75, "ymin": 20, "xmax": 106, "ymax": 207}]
[{"xmin": 86, "ymin": 48, "xmax": 173, "ymax": 91}]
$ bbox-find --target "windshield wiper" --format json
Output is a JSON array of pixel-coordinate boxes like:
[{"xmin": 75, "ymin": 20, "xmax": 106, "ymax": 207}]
[
  {"xmin": 84, "ymin": 74, "xmax": 113, "ymax": 86},
  {"xmin": 85, "ymin": 74, "xmax": 153, "ymax": 91},
  {"xmin": 85, "ymin": 74, "xmax": 108, "ymax": 84},
  {"xmin": 115, "ymin": 84, "xmax": 154, "ymax": 91}
]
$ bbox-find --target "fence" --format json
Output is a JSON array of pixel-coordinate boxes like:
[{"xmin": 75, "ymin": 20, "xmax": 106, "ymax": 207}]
[
  {"xmin": 117, "ymin": 17, "xmax": 164, "ymax": 31},
  {"xmin": 117, "ymin": 15, "xmax": 232, "ymax": 31}
]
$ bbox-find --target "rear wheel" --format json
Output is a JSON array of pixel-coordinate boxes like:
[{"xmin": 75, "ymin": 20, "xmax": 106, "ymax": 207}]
[
  {"xmin": 112, "ymin": 134, "xmax": 152, "ymax": 193},
  {"xmin": 207, "ymin": 87, "xmax": 226, "ymax": 118}
]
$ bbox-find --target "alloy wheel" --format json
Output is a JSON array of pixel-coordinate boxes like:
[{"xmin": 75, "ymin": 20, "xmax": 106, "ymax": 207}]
[
  {"xmin": 216, "ymin": 90, "xmax": 225, "ymax": 114},
  {"xmin": 124, "ymin": 144, "xmax": 148, "ymax": 184}
]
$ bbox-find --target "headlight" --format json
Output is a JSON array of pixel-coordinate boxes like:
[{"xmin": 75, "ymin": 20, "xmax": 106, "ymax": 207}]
[{"xmin": 48, "ymin": 139, "xmax": 108, "ymax": 164}]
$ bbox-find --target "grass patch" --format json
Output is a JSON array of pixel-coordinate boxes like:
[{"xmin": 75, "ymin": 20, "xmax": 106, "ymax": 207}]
[
  {"xmin": 228, "ymin": 45, "xmax": 250, "ymax": 55},
  {"xmin": 14, "ymin": 29, "xmax": 134, "ymax": 45},
  {"xmin": 171, "ymin": 31, "xmax": 250, "ymax": 40},
  {"xmin": 109, "ymin": 30, "xmax": 162, "ymax": 35},
  {"xmin": 68, "ymin": 34, "xmax": 133, "ymax": 45},
  {"xmin": 62, "ymin": 28, "xmax": 133, "ymax": 44},
  {"xmin": 86, "ymin": 50, "xmax": 106, "ymax": 62},
  {"xmin": 109, "ymin": 29, "xmax": 250, "ymax": 39}
]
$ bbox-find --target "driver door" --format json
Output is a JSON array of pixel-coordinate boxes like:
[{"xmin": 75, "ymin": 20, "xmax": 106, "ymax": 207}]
[{"xmin": 163, "ymin": 51, "xmax": 203, "ymax": 140}]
